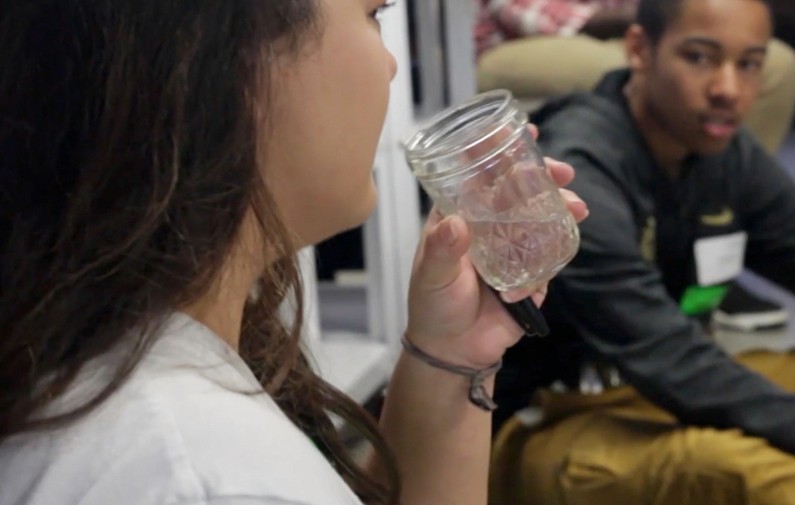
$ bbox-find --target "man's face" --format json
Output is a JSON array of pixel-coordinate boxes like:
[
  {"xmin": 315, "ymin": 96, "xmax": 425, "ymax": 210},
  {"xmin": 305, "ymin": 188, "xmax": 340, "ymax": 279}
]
[{"xmin": 641, "ymin": 0, "xmax": 772, "ymax": 155}]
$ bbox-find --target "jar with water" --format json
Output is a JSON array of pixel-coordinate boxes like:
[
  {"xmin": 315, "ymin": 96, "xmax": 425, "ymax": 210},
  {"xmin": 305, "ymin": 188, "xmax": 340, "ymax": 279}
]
[{"xmin": 404, "ymin": 90, "xmax": 580, "ymax": 294}]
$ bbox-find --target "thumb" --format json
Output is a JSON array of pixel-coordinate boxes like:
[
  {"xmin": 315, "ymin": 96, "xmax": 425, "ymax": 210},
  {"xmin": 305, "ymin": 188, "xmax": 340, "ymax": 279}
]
[{"xmin": 414, "ymin": 215, "xmax": 471, "ymax": 292}]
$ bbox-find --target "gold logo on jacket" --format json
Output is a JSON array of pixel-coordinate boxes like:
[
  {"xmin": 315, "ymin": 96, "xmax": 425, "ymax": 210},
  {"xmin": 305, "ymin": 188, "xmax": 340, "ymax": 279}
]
[
  {"xmin": 700, "ymin": 207, "xmax": 735, "ymax": 227},
  {"xmin": 640, "ymin": 216, "xmax": 656, "ymax": 263}
]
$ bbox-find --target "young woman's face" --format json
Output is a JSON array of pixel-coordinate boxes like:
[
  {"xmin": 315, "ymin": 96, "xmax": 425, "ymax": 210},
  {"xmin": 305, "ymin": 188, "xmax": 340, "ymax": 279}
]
[{"xmin": 266, "ymin": 0, "xmax": 397, "ymax": 247}]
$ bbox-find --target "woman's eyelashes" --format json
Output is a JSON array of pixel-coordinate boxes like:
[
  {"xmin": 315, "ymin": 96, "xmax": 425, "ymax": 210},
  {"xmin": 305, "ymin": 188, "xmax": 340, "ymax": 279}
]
[{"xmin": 369, "ymin": 1, "xmax": 396, "ymax": 27}]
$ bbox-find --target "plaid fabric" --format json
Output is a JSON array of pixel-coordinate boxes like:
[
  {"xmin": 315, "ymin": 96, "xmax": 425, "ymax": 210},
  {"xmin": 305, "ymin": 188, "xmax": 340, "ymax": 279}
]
[{"xmin": 476, "ymin": 0, "xmax": 638, "ymax": 56}]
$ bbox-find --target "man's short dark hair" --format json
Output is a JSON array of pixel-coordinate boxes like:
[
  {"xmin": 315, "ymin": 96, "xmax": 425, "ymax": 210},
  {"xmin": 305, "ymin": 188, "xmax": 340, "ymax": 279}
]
[
  {"xmin": 636, "ymin": 0, "xmax": 683, "ymax": 44},
  {"xmin": 637, "ymin": 0, "xmax": 771, "ymax": 45}
]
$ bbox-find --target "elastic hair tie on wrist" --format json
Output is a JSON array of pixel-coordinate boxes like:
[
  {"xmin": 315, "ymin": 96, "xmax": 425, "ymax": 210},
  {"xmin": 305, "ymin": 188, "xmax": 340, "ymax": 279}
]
[{"xmin": 401, "ymin": 336, "xmax": 502, "ymax": 412}]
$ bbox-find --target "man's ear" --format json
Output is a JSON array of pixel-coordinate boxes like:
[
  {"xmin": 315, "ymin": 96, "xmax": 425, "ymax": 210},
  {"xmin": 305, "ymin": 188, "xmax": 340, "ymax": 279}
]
[{"xmin": 625, "ymin": 24, "xmax": 652, "ymax": 72}]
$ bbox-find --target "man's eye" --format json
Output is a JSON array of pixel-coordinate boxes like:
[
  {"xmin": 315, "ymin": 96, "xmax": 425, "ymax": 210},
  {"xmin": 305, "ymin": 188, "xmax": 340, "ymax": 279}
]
[
  {"xmin": 683, "ymin": 51, "xmax": 713, "ymax": 66},
  {"xmin": 739, "ymin": 59, "xmax": 764, "ymax": 74}
]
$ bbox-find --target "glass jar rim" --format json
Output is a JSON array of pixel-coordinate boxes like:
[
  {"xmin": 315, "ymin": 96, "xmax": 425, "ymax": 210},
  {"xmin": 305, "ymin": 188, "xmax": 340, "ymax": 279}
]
[{"xmin": 404, "ymin": 89, "xmax": 519, "ymax": 174}]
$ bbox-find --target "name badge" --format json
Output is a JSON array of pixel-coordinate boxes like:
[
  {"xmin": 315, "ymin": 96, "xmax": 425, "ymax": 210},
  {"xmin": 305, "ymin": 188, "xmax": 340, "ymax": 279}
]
[{"xmin": 693, "ymin": 232, "xmax": 747, "ymax": 286}]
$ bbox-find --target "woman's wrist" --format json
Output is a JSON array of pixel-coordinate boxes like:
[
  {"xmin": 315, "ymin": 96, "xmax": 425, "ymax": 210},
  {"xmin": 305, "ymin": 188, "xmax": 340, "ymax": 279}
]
[
  {"xmin": 400, "ymin": 335, "xmax": 502, "ymax": 411},
  {"xmin": 402, "ymin": 327, "xmax": 507, "ymax": 369}
]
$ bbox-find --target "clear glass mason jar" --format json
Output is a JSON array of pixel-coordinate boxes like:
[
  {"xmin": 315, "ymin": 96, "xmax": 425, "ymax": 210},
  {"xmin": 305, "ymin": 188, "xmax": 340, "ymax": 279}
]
[{"xmin": 404, "ymin": 90, "xmax": 580, "ymax": 292}]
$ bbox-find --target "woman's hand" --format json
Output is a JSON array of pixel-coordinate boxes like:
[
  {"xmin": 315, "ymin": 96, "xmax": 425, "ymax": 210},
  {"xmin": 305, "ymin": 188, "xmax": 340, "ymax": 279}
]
[{"xmin": 405, "ymin": 155, "xmax": 588, "ymax": 369}]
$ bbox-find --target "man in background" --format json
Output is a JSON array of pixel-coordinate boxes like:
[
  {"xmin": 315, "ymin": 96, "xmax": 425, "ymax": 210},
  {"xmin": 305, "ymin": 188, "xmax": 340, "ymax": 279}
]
[
  {"xmin": 490, "ymin": 0, "xmax": 795, "ymax": 503},
  {"xmin": 476, "ymin": 0, "xmax": 795, "ymax": 154},
  {"xmin": 476, "ymin": 0, "xmax": 795, "ymax": 330}
]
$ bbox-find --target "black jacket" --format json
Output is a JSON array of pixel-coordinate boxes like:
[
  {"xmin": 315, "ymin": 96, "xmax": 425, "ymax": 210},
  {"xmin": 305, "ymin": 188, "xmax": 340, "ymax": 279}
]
[{"xmin": 495, "ymin": 69, "xmax": 795, "ymax": 454}]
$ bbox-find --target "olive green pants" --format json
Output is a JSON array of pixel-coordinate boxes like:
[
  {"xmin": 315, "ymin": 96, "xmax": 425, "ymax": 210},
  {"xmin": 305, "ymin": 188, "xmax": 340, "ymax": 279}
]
[
  {"xmin": 478, "ymin": 36, "xmax": 795, "ymax": 154},
  {"xmin": 490, "ymin": 351, "xmax": 795, "ymax": 505}
]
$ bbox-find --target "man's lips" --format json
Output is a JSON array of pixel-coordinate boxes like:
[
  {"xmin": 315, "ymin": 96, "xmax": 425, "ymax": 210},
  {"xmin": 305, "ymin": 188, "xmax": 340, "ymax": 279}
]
[{"xmin": 700, "ymin": 113, "xmax": 739, "ymax": 139}]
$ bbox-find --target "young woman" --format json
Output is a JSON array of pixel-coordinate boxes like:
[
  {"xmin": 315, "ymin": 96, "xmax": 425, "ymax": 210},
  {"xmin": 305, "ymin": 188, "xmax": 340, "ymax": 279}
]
[{"xmin": 0, "ymin": 1, "xmax": 587, "ymax": 504}]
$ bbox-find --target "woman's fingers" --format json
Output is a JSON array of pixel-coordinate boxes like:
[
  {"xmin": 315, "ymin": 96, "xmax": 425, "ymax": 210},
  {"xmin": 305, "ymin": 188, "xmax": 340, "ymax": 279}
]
[
  {"xmin": 560, "ymin": 188, "xmax": 589, "ymax": 222},
  {"xmin": 545, "ymin": 157, "xmax": 575, "ymax": 187},
  {"xmin": 412, "ymin": 213, "xmax": 471, "ymax": 293}
]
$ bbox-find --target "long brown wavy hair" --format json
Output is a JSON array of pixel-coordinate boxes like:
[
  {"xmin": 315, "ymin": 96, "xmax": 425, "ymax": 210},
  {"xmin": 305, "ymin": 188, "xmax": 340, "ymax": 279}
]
[{"xmin": 0, "ymin": 1, "xmax": 399, "ymax": 503}]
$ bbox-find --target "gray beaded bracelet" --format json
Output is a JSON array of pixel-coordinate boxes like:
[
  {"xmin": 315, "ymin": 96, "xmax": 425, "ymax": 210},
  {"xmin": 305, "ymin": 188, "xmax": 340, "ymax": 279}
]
[{"xmin": 401, "ymin": 336, "xmax": 503, "ymax": 412}]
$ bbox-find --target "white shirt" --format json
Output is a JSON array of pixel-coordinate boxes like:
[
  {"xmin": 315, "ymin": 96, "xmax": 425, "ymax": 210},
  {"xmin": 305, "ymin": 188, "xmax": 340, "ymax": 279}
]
[{"xmin": 0, "ymin": 313, "xmax": 363, "ymax": 505}]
